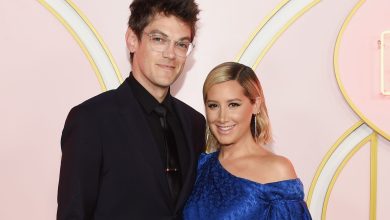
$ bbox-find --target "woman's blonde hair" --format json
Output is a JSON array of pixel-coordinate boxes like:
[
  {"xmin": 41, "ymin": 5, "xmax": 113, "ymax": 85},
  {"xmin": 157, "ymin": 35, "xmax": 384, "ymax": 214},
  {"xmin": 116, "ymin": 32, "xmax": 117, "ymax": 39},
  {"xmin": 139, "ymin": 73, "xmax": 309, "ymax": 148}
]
[{"xmin": 203, "ymin": 62, "xmax": 272, "ymax": 152}]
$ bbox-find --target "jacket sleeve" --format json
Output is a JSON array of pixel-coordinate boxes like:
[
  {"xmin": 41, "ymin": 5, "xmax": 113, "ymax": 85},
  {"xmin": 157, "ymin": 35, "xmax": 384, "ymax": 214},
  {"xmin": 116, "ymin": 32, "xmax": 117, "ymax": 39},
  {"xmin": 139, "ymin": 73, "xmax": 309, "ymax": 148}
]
[
  {"xmin": 57, "ymin": 105, "xmax": 102, "ymax": 220},
  {"xmin": 195, "ymin": 113, "xmax": 206, "ymax": 154}
]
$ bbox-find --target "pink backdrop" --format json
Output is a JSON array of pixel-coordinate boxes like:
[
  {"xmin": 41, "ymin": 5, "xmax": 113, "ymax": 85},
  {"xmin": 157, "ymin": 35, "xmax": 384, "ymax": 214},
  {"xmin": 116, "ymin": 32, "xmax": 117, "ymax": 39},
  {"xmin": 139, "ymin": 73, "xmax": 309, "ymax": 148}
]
[{"xmin": 1, "ymin": 0, "xmax": 389, "ymax": 219}]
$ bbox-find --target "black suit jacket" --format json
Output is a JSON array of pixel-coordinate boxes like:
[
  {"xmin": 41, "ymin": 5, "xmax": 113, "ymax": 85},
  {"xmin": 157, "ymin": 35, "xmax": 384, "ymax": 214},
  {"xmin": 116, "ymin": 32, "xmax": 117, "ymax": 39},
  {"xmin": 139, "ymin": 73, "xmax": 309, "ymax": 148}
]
[{"xmin": 57, "ymin": 79, "xmax": 206, "ymax": 220}]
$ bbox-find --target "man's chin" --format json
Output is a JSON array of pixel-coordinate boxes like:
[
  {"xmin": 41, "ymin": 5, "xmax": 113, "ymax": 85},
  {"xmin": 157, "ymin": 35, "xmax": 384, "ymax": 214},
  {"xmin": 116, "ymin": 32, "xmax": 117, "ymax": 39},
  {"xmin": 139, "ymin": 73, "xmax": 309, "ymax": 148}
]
[{"xmin": 159, "ymin": 76, "xmax": 180, "ymax": 87}]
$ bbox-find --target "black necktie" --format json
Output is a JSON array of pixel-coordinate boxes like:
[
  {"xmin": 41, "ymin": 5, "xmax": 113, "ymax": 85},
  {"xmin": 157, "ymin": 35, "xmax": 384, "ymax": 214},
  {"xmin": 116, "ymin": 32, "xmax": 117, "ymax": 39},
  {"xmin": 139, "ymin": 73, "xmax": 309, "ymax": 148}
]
[{"xmin": 154, "ymin": 104, "xmax": 182, "ymax": 203}]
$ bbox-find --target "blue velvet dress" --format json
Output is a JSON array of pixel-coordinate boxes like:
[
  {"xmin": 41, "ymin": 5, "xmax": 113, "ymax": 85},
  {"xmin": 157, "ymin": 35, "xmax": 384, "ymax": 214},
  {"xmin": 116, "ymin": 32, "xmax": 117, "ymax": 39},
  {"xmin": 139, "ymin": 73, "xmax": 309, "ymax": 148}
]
[{"xmin": 183, "ymin": 152, "xmax": 312, "ymax": 220}]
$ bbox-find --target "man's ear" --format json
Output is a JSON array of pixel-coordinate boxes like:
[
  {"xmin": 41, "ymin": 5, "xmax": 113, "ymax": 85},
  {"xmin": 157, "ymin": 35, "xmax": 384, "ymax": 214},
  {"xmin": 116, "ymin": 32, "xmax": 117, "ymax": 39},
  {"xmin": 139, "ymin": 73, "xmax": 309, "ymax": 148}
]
[{"xmin": 125, "ymin": 28, "xmax": 138, "ymax": 53}]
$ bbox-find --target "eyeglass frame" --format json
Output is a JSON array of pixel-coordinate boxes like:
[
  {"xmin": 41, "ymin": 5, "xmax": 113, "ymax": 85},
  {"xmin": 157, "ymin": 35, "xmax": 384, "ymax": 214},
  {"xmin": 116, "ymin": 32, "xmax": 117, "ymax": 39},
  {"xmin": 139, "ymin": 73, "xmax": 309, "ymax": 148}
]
[{"xmin": 142, "ymin": 31, "xmax": 195, "ymax": 58}]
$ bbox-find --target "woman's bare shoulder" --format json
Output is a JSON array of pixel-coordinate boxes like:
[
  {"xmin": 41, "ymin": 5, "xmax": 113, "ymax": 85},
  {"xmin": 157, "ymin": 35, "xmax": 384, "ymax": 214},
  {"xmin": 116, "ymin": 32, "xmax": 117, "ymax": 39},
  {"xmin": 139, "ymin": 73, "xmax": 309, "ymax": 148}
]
[{"xmin": 249, "ymin": 153, "xmax": 297, "ymax": 183}]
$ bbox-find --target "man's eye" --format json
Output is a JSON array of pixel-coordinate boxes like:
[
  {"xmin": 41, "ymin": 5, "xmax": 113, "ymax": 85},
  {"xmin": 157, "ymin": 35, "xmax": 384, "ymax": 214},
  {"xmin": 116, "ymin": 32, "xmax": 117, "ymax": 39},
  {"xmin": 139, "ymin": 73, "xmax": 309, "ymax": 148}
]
[
  {"xmin": 151, "ymin": 36, "xmax": 167, "ymax": 44},
  {"xmin": 176, "ymin": 42, "xmax": 190, "ymax": 49}
]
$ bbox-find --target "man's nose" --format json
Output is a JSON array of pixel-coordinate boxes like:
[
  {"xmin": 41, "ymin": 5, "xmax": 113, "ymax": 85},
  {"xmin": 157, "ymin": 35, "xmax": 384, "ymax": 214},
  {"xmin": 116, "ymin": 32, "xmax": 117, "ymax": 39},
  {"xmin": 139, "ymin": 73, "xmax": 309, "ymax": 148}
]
[{"xmin": 162, "ymin": 42, "xmax": 176, "ymax": 59}]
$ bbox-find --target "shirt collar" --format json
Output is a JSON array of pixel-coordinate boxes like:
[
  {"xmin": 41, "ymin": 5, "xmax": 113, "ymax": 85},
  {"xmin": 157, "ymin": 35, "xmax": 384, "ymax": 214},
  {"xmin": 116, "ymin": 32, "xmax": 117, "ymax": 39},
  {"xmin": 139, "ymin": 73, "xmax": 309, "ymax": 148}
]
[{"xmin": 127, "ymin": 73, "xmax": 174, "ymax": 114}]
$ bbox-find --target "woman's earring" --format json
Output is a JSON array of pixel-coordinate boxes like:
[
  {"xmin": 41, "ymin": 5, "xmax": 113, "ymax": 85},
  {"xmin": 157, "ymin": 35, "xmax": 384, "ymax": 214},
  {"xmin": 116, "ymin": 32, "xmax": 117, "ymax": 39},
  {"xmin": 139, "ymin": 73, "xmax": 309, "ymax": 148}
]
[
  {"xmin": 206, "ymin": 127, "xmax": 210, "ymax": 142},
  {"xmin": 254, "ymin": 112, "xmax": 260, "ymax": 139},
  {"xmin": 254, "ymin": 114, "xmax": 257, "ymax": 138}
]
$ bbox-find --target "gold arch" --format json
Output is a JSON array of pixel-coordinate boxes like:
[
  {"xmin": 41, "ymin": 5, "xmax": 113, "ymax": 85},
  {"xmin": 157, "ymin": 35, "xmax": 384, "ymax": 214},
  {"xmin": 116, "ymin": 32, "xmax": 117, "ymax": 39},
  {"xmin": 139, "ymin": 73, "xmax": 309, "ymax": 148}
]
[
  {"xmin": 306, "ymin": 121, "xmax": 364, "ymax": 205},
  {"xmin": 334, "ymin": 0, "xmax": 390, "ymax": 140},
  {"xmin": 66, "ymin": 0, "xmax": 123, "ymax": 85},
  {"xmin": 234, "ymin": 0, "xmax": 289, "ymax": 62},
  {"xmin": 235, "ymin": 0, "xmax": 320, "ymax": 70},
  {"xmin": 37, "ymin": 0, "xmax": 123, "ymax": 92},
  {"xmin": 321, "ymin": 133, "xmax": 377, "ymax": 220},
  {"xmin": 306, "ymin": 121, "xmax": 377, "ymax": 220}
]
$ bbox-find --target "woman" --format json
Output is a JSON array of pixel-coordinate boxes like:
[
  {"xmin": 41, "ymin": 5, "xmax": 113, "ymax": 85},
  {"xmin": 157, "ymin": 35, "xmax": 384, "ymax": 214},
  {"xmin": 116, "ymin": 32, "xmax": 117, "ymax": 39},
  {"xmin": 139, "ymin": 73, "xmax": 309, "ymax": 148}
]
[{"xmin": 183, "ymin": 62, "xmax": 311, "ymax": 219}]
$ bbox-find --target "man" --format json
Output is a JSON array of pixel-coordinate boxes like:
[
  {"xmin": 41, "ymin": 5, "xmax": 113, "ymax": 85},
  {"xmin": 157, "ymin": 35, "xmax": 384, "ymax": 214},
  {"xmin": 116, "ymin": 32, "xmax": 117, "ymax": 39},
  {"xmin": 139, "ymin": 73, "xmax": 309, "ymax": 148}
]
[{"xmin": 57, "ymin": 0, "xmax": 205, "ymax": 219}]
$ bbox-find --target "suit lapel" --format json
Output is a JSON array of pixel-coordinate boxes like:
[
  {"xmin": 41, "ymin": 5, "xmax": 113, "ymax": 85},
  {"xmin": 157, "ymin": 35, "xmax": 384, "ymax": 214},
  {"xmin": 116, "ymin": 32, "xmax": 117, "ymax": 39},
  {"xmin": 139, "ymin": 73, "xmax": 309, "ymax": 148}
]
[
  {"xmin": 114, "ymin": 82, "xmax": 172, "ymax": 207},
  {"xmin": 172, "ymin": 99, "xmax": 197, "ymax": 212}
]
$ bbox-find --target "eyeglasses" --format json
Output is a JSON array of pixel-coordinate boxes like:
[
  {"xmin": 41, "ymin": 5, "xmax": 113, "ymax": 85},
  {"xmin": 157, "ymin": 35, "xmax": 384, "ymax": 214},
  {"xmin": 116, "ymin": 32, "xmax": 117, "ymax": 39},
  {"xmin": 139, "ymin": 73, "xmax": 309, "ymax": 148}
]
[{"xmin": 143, "ymin": 32, "xmax": 194, "ymax": 58}]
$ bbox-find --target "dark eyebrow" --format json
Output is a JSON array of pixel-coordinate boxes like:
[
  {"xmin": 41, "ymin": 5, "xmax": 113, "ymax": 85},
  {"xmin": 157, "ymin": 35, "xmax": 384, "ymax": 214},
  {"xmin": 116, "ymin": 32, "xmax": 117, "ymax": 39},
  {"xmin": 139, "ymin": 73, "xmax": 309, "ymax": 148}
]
[
  {"xmin": 178, "ymin": 36, "xmax": 191, "ymax": 42},
  {"xmin": 148, "ymin": 30, "xmax": 168, "ymax": 37},
  {"xmin": 148, "ymin": 29, "xmax": 191, "ymax": 42}
]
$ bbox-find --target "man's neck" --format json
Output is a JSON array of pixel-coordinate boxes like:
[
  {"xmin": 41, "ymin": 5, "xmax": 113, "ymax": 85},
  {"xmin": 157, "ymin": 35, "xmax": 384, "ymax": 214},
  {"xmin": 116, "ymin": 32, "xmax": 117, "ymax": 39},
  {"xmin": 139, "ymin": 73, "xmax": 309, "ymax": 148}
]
[{"xmin": 131, "ymin": 73, "xmax": 169, "ymax": 103}]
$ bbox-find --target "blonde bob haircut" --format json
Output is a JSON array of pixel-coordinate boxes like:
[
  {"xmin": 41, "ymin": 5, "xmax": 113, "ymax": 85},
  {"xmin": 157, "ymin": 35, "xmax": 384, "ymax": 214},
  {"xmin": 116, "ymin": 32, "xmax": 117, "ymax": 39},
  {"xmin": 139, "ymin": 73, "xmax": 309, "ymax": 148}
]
[{"xmin": 203, "ymin": 62, "xmax": 272, "ymax": 152}]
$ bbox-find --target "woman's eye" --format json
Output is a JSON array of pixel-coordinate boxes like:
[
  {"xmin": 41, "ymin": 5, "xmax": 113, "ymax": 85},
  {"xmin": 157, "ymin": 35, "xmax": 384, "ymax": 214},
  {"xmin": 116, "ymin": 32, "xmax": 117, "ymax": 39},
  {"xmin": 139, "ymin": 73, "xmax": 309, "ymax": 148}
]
[
  {"xmin": 228, "ymin": 103, "xmax": 241, "ymax": 108},
  {"xmin": 207, "ymin": 103, "xmax": 218, "ymax": 109}
]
